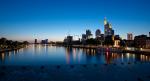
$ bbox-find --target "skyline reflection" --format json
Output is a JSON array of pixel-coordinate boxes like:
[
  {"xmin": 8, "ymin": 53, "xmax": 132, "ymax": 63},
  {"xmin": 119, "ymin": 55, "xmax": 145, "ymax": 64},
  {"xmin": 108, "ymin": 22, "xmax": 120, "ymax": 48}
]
[{"xmin": 0, "ymin": 45, "xmax": 150, "ymax": 65}]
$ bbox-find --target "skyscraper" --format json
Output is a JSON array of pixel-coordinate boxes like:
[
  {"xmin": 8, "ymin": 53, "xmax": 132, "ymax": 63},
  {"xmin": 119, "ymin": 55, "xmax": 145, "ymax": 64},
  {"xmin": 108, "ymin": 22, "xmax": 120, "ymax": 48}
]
[
  {"xmin": 127, "ymin": 33, "xmax": 133, "ymax": 40},
  {"xmin": 45, "ymin": 39, "xmax": 48, "ymax": 44},
  {"xmin": 35, "ymin": 39, "xmax": 37, "ymax": 44},
  {"xmin": 64, "ymin": 35, "xmax": 73, "ymax": 45},
  {"xmin": 41, "ymin": 39, "xmax": 48, "ymax": 44},
  {"xmin": 104, "ymin": 18, "xmax": 114, "ymax": 37},
  {"xmin": 82, "ymin": 34, "xmax": 86, "ymax": 40},
  {"xmin": 86, "ymin": 29, "xmax": 93, "ymax": 39},
  {"xmin": 95, "ymin": 29, "xmax": 101, "ymax": 38}
]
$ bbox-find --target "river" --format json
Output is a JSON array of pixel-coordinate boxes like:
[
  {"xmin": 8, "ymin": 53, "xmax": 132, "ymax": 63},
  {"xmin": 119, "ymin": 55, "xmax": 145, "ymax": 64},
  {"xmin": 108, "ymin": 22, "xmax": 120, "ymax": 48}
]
[{"xmin": 0, "ymin": 44, "xmax": 150, "ymax": 65}]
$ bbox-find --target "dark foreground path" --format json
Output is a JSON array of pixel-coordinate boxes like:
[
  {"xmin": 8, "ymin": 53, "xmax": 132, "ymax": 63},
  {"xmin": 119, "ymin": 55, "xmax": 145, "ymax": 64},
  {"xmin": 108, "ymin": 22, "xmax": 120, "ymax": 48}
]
[{"xmin": 1, "ymin": 62, "xmax": 150, "ymax": 81}]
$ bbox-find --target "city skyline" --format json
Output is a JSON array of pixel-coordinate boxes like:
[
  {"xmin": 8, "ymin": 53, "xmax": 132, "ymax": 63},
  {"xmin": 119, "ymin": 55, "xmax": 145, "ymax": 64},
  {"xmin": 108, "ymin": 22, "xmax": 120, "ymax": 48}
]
[{"xmin": 0, "ymin": 0, "xmax": 150, "ymax": 42}]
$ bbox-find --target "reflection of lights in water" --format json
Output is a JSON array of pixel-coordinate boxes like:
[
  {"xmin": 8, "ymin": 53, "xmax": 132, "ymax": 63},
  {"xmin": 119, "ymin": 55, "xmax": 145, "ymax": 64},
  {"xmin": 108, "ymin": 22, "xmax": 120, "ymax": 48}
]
[
  {"xmin": 65, "ymin": 48, "xmax": 70, "ymax": 64},
  {"xmin": 106, "ymin": 52, "xmax": 108, "ymax": 56},
  {"xmin": 140, "ymin": 55, "xmax": 143, "ymax": 61},
  {"xmin": 44, "ymin": 45, "xmax": 46, "ymax": 52},
  {"xmin": 143, "ymin": 55, "xmax": 145, "ymax": 61},
  {"xmin": 14, "ymin": 50, "xmax": 16, "ymax": 55},
  {"xmin": 121, "ymin": 54, "xmax": 124, "ymax": 62},
  {"xmin": 106, "ymin": 48, "xmax": 108, "ymax": 51},
  {"xmin": 127, "ymin": 53, "xmax": 130, "ymax": 61},
  {"xmin": 44, "ymin": 45, "xmax": 47, "ymax": 52},
  {"xmin": 32, "ymin": 44, "xmax": 35, "ymax": 52},
  {"xmin": 2, "ymin": 53, "xmax": 4, "ymax": 61},
  {"xmin": 112, "ymin": 53, "xmax": 114, "ymax": 57},
  {"xmin": 73, "ymin": 48, "xmax": 76, "ymax": 61},
  {"xmin": 87, "ymin": 49, "xmax": 89, "ymax": 53},
  {"xmin": 73, "ymin": 48, "xmax": 76, "ymax": 54},
  {"xmin": 139, "ymin": 55, "xmax": 150, "ymax": 62},
  {"xmin": 8, "ymin": 52, "xmax": 11, "ymax": 57},
  {"xmin": 38, "ymin": 45, "xmax": 41, "ymax": 53},
  {"xmin": 34, "ymin": 44, "xmax": 42, "ymax": 54},
  {"xmin": 132, "ymin": 54, "xmax": 135, "ymax": 59},
  {"xmin": 146, "ymin": 56, "xmax": 148, "ymax": 61},
  {"xmin": 19, "ymin": 48, "xmax": 23, "ymax": 53},
  {"xmin": 78, "ymin": 52, "xmax": 80, "ymax": 63},
  {"xmin": 140, "ymin": 54, "xmax": 147, "ymax": 61},
  {"xmin": 106, "ymin": 52, "xmax": 109, "ymax": 63}
]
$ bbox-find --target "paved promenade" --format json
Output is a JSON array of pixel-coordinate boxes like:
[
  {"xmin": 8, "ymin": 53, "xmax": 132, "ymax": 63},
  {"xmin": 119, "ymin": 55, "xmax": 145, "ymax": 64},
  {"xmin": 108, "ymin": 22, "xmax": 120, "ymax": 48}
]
[{"xmin": 0, "ymin": 62, "xmax": 150, "ymax": 81}]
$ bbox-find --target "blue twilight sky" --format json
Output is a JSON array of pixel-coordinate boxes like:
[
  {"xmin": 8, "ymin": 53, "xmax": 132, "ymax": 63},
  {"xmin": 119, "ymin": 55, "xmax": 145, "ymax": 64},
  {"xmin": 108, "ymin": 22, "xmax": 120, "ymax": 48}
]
[{"xmin": 0, "ymin": 0, "xmax": 150, "ymax": 42}]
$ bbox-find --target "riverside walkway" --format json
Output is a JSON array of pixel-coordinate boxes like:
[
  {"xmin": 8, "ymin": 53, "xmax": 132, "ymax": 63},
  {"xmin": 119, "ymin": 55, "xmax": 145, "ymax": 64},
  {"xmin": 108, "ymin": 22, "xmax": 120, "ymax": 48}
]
[
  {"xmin": 68, "ymin": 45, "xmax": 150, "ymax": 54},
  {"xmin": 0, "ymin": 63, "xmax": 150, "ymax": 81}
]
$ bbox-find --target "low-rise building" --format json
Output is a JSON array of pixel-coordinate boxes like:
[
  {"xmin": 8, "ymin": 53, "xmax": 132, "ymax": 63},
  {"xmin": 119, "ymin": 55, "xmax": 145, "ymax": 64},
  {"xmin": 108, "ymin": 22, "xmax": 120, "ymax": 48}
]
[
  {"xmin": 64, "ymin": 35, "xmax": 73, "ymax": 45},
  {"xmin": 113, "ymin": 35, "xmax": 121, "ymax": 47},
  {"xmin": 146, "ymin": 37, "xmax": 150, "ymax": 48},
  {"xmin": 133, "ymin": 34, "xmax": 150, "ymax": 48}
]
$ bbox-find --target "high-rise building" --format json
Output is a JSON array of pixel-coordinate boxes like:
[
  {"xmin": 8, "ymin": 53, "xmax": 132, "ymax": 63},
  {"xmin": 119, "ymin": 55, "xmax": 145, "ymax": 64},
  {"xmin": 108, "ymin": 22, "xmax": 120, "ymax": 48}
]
[
  {"xmin": 35, "ymin": 39, "xmax": 37, "ymax": 44},
  {"xmin": 45, "ymin": 39, "xmax": 48, "ymax": 44},
  {"xmin": 81, "ymin": 34, "xmax": 86, "ymax": 44},
  {"xmin": 64, "ymin": 35, "xmax": 73, "ymax": 45},
  {"xmin": 41, "ymin": 40, "xmax": 45, "ymax": 44},
  {"xmin": 86, "ymin": 29, "xmax": 93, "ymax": 39},
  {"xmin": 127, "ymin": 33, "xmax": 133, "ymax": 40},
  {"xmin": 82, "ymin": 34, "xmax": 86, "ymax": 40},
  {"xmin": 95, "ymin": 29, "xmax": 101, "ymax": 38},
  {"xmin": 104, "ymin": 17, "xmax": 114, "ymax": 37},
  {"xmin": 41, "ymin": 39, "xmax": 48, "ymax": 44}
]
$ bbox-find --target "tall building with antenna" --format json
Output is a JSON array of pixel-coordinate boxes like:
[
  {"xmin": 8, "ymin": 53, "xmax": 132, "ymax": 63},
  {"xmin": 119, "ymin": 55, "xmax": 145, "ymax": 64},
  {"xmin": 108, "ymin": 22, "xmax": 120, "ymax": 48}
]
[{"xmin": 104, "ymin": 17, "xmax": 114, "ymax": 37}]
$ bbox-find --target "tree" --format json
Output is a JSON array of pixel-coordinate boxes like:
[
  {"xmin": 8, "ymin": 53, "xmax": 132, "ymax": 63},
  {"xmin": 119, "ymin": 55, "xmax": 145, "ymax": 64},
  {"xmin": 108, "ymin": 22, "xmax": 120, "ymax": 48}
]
[
  {"xmin": 23, "ymin": 41, "xmax": 29, "ymax": 45},
  {"xmin": 0, "ymin": 37, "xmax": 7, "ymax": 45},
  {"xmin": 120, "ymin": 40, "xmax": 126, "ymax": 47},
  {"xmin": 86, "ymin": 38, "xmax": 97, "ymax": 45}
]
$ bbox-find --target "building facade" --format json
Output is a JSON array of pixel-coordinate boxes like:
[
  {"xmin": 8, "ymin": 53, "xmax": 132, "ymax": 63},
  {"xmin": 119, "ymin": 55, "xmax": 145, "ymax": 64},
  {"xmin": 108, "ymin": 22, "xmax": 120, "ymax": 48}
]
[
  {"xmin": 146, "ymin": 37, "xmax": 150, "ymax": 48},
  {"xmin": 64, "ymin": 35, "xmax": 73, "ymax": 45},
  {"xmin": 104, "ymin": 18, "xmax": 114, "ymax": 37},
  {"xmin": 127, "ymin": 33, "xmax": 133, "ymax": 40},
  {"xmin": 114, "ymin": 35, "xmax": 121, "ymax": 47},
  {"xmin": 134, "ymin": 35, "xmax": 147, "ymax": 48},
  {"xmin": 86, "ymin": 29, "xmax": 93, "ymax": 39},
  {"xmin": 95, "ymin": 29, "xmax": 101, "ymax": 38},
  {"xmin": 34, "ymin": 39, "xmax": 37, "ymax": 44}
]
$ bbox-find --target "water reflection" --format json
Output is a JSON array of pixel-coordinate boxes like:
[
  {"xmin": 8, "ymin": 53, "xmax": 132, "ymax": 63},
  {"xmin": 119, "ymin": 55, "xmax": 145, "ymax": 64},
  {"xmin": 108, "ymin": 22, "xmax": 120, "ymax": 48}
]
[
  {"xmin": 0, "ymin": 45, "xmax": 150, "ymax": 65},
  {"xmin": 82, "ymin": 48, "xmax": 96, "ymax": 56},
  {"xmin": 33, "ymin": 44, "xmax": 49, "ymax": 54},
  {"xmin": 65, "ymin": 47, "xmax": 150, "ymax": 64},
  {"xmin": 65, "ymin": 47, "xmax": 81, "ymax": 64},
  {"xmin": 0, "ymin": 50, "xmax": 19, "ymax": 64}
]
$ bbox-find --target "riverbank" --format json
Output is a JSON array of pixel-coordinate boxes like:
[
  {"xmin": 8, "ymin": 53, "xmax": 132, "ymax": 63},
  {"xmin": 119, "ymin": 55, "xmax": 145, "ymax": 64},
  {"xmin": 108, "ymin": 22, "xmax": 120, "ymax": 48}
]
[
  {"xmin": 0, "ymin": 48, "xmax": 17, "ymax": 53},
  {"xmin": 1, "ymin": 63, "xmax": 150, "ymax": 81},
  {"xmin": 0, "ymin": 45, "xmax": 27, "ymax": 53},
  {"xmin": 64, "ymin": 45, "xmax": 150, "ymax": 54}
]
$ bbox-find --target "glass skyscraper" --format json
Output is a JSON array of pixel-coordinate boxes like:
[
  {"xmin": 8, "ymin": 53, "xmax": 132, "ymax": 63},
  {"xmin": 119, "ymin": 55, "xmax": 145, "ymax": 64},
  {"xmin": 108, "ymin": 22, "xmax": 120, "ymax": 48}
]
[{"xmin": 104, "ymin": 18, "xmax": 114, "ymax": 37}]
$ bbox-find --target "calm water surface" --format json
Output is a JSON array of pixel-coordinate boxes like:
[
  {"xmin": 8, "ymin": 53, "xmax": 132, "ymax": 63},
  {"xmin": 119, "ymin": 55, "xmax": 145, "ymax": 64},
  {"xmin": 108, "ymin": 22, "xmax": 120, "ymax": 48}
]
[{"xmin": 0, "ymin": 44, "xmax": 150, "ymax": 65}]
